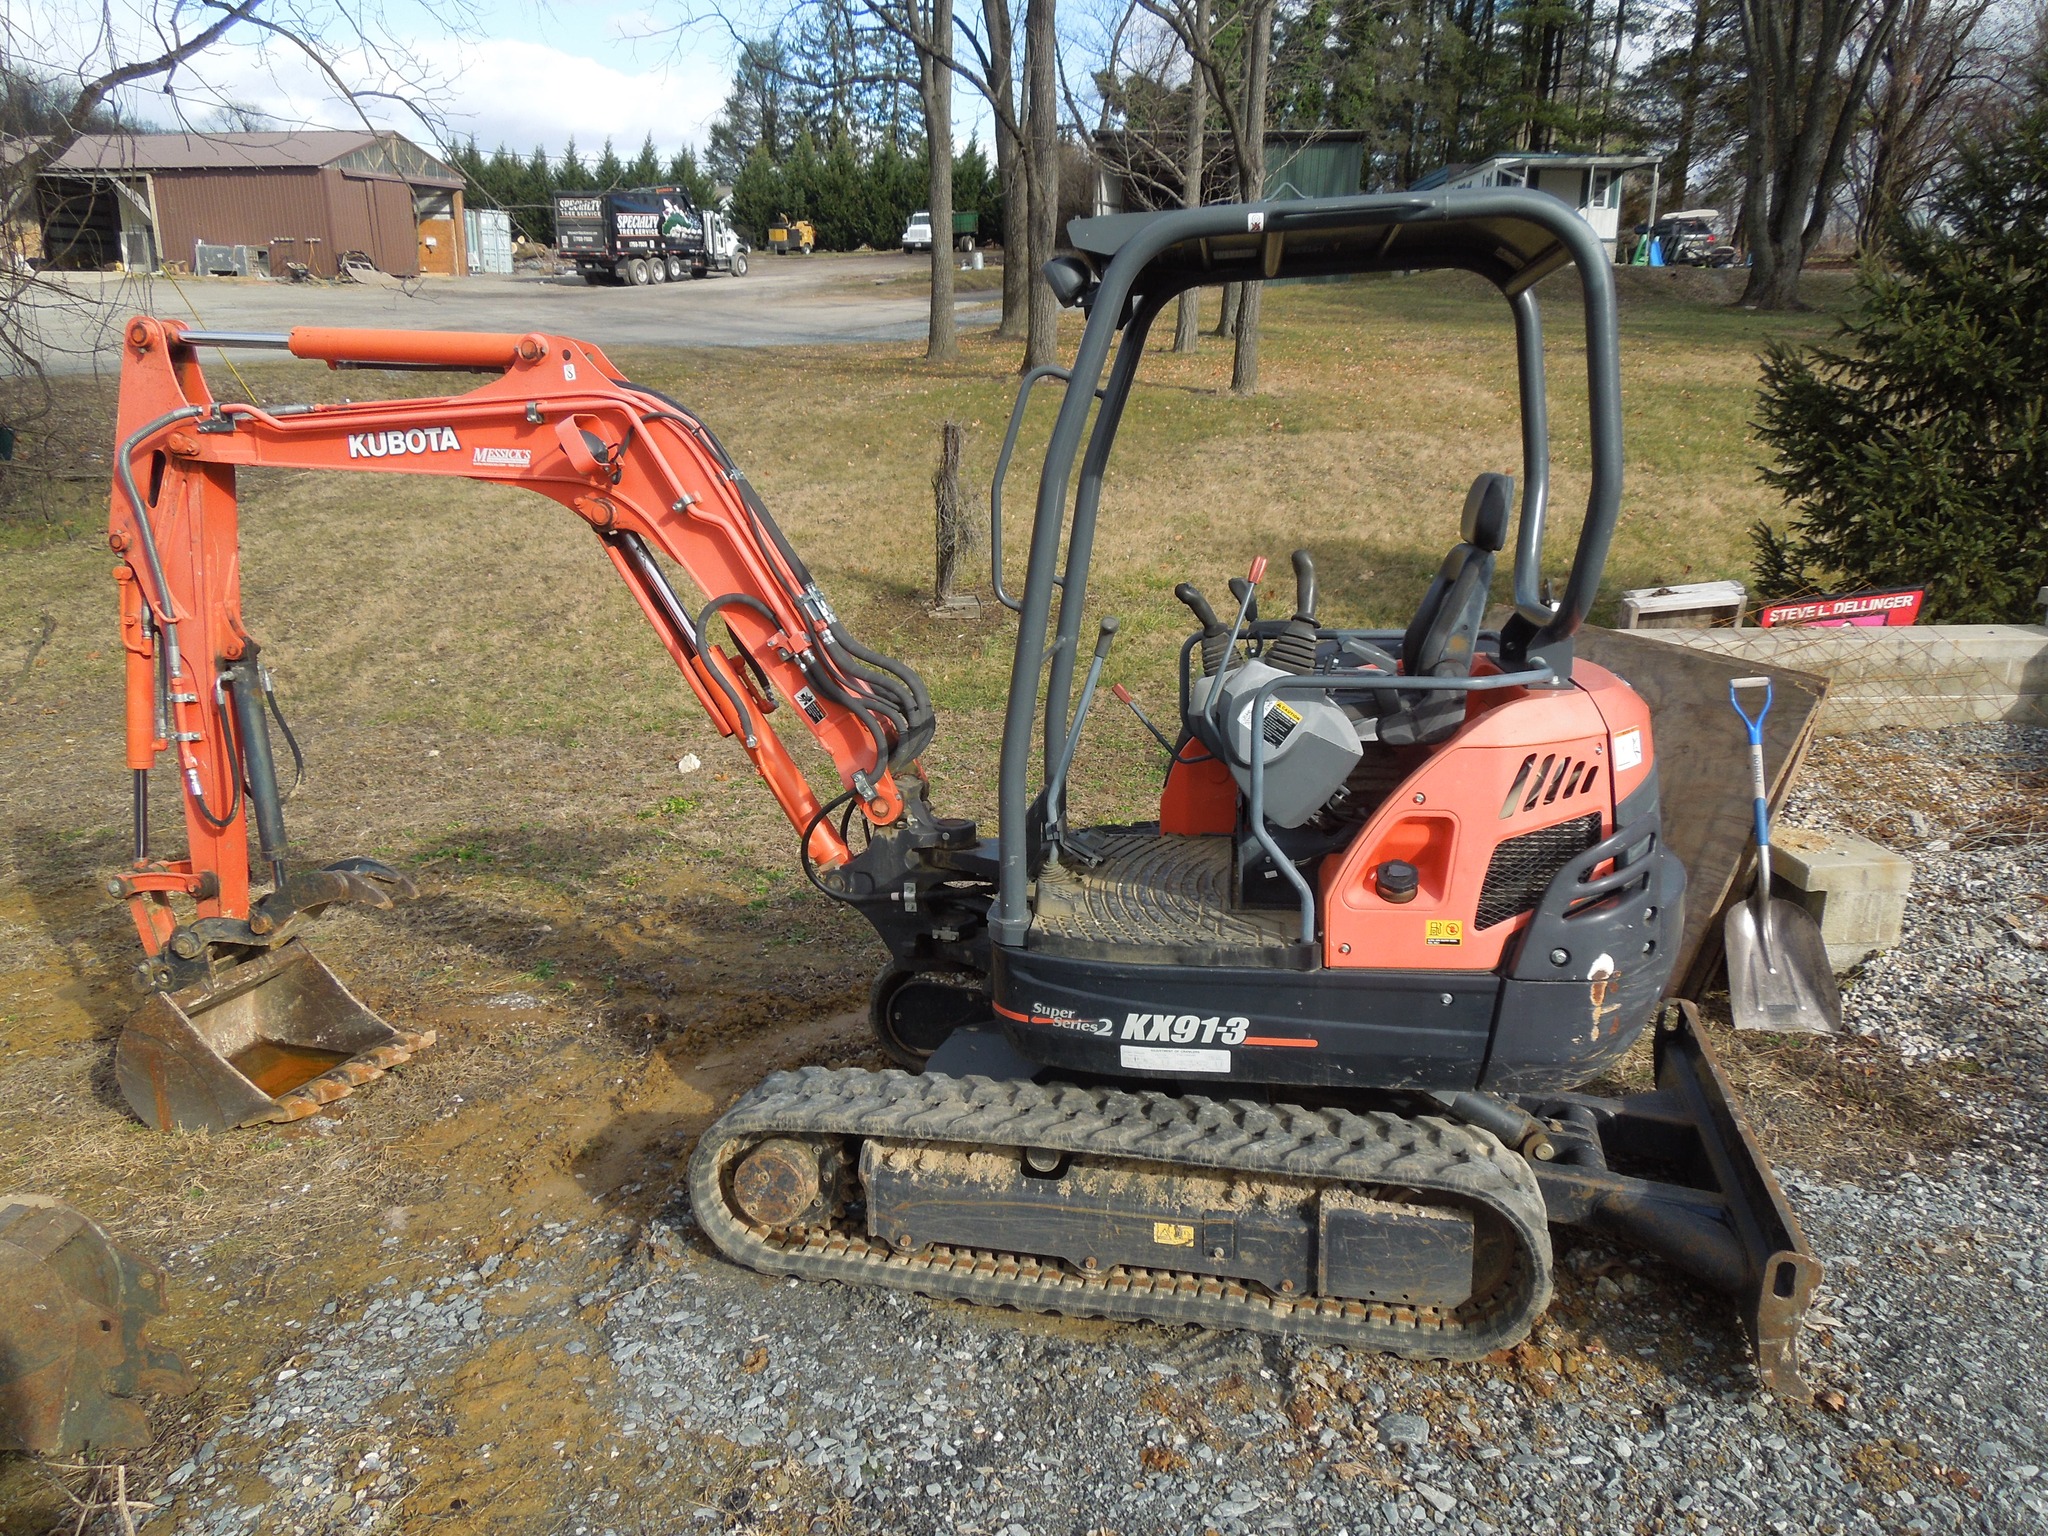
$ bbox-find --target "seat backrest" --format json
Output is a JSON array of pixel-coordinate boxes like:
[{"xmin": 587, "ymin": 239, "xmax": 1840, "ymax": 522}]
[
  {"xmin": 1400, "ymin": 472, "xmax": 1512, "ymax": 679},
  {"xmin": 1381, "ymin": 473, "xmax": 1511, "ymax": 747}
]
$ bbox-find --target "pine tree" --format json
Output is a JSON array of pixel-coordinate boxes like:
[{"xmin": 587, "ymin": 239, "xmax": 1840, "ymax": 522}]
[
  {"xmin": 595, "ymin": 137, "xmax": 627, "ymax": 189},
  {"xmin": 730, "ymin": 145, "xmax": 784, "ymax": 242},
  {"xmin": 1752, "ymin": 73, "xmax": 2048, "ymax": 623},
  {"xmin": 557, "ymin": 138, "xmax": 591, "ymax": 191},
  {"xmin": 626, "ymin": 133, "xmax": 664, "ymax": 188},
  {"xmin": 666, "ymin": 146, "xmax": 715, "ymax": 206}
]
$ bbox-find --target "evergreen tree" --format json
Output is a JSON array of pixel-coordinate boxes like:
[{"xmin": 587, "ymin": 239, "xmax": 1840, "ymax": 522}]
[
  {"xmin": 707, "ymin": 40, "xmax": 789, "ymax": 182},
  {"xmin": 666, "ymin": 146, "xmax": 716, "ymax": 206},
  {"xmin": 1752, "ymin": 75, "xmax": 2048, "ymax": 623},
  {"xmin": 626, "ymin": 133, "xmax": 664, "ymax": 187},
  {"xmin": 730, "ymin": 144, "xmax": 784, "ymax": 241},
  {"xmin": 595, "ymin": 137, "xmax": 627, "ymax": 188},
  {"xmin": 557, "ymin": 138, "xmax": 591, "ymax": 191},
  {"xmin": 523, "ymin": 145, "xmax": 556, "ymax": 240},
  {"xmin": 953, "ymin": 136, "xmax": 1000, "ymax": 236}
]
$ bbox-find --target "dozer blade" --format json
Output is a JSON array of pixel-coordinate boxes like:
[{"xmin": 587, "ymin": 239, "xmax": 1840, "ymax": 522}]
[
  {"xmin": 1528, "ymin": 1000, "xmax": 1821, "ymax": 1395},
  {"xmin": 115, "ymin": 939, "xmax": 434, "ymax": 1132},
  {"xmin": 0, "ymin": 1195, "xmax": 191, "ymax": 1454}
]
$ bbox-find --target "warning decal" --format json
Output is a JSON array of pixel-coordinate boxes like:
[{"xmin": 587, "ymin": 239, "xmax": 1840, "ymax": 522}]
[{"xmin": 1426, "ymin": 919, "xmax": 1463, "ymax": 946}]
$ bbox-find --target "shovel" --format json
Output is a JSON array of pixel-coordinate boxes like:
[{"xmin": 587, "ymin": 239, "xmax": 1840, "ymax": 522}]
[{"xmin": 1724, "ymin": 677, "xmax": 1842, "ymax": 1034}]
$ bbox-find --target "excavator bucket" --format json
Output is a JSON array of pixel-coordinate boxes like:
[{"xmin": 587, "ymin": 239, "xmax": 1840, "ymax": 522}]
[
  {"xmin": 0, "ymin": 1196, "xmax": 191, "ymax": 1454},
  {"xmin": 115, "ymin": 940, "xmax": 434, "ymax": 1132}
]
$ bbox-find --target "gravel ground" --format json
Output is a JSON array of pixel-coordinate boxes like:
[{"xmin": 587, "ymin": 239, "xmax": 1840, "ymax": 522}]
[{"xmin": 137, "ymin": 725, "xmax": 2048, "ymax": 1536}]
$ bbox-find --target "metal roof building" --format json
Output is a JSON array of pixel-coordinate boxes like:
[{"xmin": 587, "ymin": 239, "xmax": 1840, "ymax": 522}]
[{"xmin": 32, "ymin": 131, "xmax": 468, "ymax": 279}]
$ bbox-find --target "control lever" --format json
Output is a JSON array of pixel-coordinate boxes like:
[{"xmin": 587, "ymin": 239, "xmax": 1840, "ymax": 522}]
[
  {"xmin": 1046, "ymin": 616, "xmax": 1119, "ymax": 832},
  {"xmin": 1204, "ymin": 556, "xmax": 1266, "ymax": 721},
  {"xmin": 1227, "ymin": 575, "xmax": 1260, "ymax": 626},
  {"xmin": 1111, "ymin": 684, "xmax": 1175, "ymax": 756},
  {"xmin": 1267, "ymin": 548, "xmax": 1321, "ymax": 675},
  {"xmin": 1174, "ymin": 582, "xmax": 1231, "ymax": 677}
]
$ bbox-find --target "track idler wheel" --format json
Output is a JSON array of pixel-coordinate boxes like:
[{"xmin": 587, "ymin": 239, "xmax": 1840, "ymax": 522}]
[
  {"xmin": 727, "ymin": 1136, "xmax": 844, "ymax": 1230},
  {"xmin": 867, "ymin": 966, "xmax": 990, "ymax": 1071}
]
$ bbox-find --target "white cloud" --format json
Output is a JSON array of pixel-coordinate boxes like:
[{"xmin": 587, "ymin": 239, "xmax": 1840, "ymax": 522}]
[{"xmin": 166, "ymin": 31, "xmax": 730, "ymax": 156}]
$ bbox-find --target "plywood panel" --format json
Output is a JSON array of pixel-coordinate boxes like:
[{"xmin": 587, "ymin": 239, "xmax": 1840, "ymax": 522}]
[{"xmin": 1577, "ymin": 627, "xmax": 1828, "ymax": 996}]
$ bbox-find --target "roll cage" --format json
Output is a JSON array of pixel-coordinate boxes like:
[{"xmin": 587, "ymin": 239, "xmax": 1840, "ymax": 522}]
[{"xmin": 986, "ymin": 188, "xmax": 1627, "ymax": 946}]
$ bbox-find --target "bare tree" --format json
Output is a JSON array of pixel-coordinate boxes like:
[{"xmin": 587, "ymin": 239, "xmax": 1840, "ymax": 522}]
[
  {"xmin": 805, "ymin": 0, "xmax": 1066, "ymax": 364},
  {"xmin": 966, "ymin": 0, "xmax": 1029, "ymax": 336},
  {"xmin": 1172, "ymin": 0, "xmax": 1210, "ymax": 352},
  {"xmin": 1851, "ymin": 0, "xmax": 2015, "ymax": 248},
  {"xmin": 1734, "ymin": 0, "xmax": 1907, "ymax": 307},
  {"xmin": 1023, "ymin": 0, "xmax": 1063, "ymax": 367},
  {"xmin": 1136, "ymin": 0, "xmax": 1277, "ymax": 388},
  {"xmin": 1, "ymin": 2, "xmax": 461, "ymax": 501},
  {"xmin": 926, "ymin": 0, "xmax": 960, "ymax": 361},
  {"xmin": 866, "ymin": 0, "xmax": 961, "ymax": 359}
]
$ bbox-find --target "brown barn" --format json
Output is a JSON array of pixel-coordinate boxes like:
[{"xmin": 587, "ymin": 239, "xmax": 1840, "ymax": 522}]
[{"xmin": 35, "ymin": 131, "xmax": 466, "ymax": 279}]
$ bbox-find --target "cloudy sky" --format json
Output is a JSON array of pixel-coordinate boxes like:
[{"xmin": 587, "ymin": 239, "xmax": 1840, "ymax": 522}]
[{"xmin": 18, "ymin": 0, "xmax": 751, "ymax": 160}]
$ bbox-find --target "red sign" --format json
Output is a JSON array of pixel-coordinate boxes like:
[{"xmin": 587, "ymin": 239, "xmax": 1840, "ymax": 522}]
[{"xmin": 1758, "ymin": 588, "xmax": 1925, "ymax": 629}]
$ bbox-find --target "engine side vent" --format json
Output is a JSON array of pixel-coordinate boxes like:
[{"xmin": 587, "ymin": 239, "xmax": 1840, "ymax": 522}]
[
  {"xmin": 1499, "ymin": 752, "xmax": 1601, "ymax": 819},
  {"xmin": 1474, "ymin": 812, "xmax": 1602, "ymax": 929}
]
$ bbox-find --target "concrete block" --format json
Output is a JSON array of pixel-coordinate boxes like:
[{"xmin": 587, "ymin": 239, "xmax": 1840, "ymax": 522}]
[{"xmin": 1770, "ymin": 826, "xmax": 1913, "ymax": 971}]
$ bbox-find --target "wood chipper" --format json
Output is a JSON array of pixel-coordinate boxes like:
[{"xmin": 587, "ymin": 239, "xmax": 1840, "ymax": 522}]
[{"xmin": 768, "ymin": 216, "xmax": 816, "ymax": 255}]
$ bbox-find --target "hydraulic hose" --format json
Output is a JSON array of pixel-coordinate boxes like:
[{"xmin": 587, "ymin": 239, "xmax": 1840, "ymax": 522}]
[
  {"xmin": 694, "ymin": 594, "xmax": 782, "ymax": 749},
  {"xmin": 114, "ymin": 404, "xmax": 207, "ymax": 677},
  {"xmin": 627, "ymin": 380, "xmax": 934, "ymax": 774}
]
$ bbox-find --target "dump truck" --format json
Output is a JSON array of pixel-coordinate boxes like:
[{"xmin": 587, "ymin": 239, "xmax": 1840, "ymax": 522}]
[{"xmin": 553, "ymin": 187, "xmax": 726, "ymax": 286}]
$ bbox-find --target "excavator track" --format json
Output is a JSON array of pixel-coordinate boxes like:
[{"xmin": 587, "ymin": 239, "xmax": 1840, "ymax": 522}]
[{"xmin": 689, "ymin": 1067, "xmax": 1553, "ymax": 1360}]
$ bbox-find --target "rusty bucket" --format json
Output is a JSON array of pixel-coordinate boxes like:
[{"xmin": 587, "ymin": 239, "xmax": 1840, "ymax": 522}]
[
  {"xmin": 0, "ymin": 1195, "xmax": 191, "ymax": 1453},
  {"xmin": 115, "ymin": 939, "xmax": 434, "ymax": 1132}
]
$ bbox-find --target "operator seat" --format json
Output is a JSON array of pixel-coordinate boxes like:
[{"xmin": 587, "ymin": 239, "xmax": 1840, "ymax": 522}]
[{"xmin": 1377, "ymin": 472, "xmax": 1512, "ymax": 747}]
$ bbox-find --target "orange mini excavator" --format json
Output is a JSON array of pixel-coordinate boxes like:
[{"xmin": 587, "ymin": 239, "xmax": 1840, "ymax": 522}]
[{"xmin": 101, "ymin": 190, "xmax": 1818, "ymax": 1389}]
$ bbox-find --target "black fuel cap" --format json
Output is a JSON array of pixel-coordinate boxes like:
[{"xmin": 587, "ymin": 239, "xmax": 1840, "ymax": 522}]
[{"xmin": 1376, "ymin": 860, "xmax": 1420, "ymax": 903}]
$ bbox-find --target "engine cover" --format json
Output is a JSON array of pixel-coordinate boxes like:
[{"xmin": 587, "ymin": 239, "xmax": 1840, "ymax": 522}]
[{"xmin": 1212, "ymin": 659, "xmax": 1362, "ymax": 827}]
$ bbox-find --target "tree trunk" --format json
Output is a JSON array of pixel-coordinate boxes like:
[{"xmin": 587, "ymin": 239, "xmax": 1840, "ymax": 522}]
[
  {"xmin": 1229, "ymin": 0, "xmax": 1273, "ymax": 395},
  {"xmin": 1023, "ymin": 0, "xmax": 1061, "ymax": 369},
  {"xmin": 1215, "ymin": 281, "xmax": 1240, "ymax": 338},
  {"xmin": 982, "ymin": 0, "xmax": 1028, "ymax": 339},
  {"xmin": 1668, "ymin": 0, "xmax": 1713, "ymax": 206},
  {"xmin": 1173, "ymin": 0, "xmax": 1210, "ymax": 353},
  {"xmin": 923, "ymin": 0, "xmax": 959, "ymax": 361},
  {"xmin": 1736, "ymin": 0, "xmax": 1907, "ymax": 308}
]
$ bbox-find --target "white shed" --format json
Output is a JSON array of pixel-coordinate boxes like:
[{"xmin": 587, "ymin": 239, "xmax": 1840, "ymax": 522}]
[{"xmin": 1410, "ymin": 153, "xmax": 1662, "ymax": 255}]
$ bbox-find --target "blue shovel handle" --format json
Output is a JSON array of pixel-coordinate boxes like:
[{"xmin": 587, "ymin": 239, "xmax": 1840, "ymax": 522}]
[{"xmin": 1730, "ymin": 677, "xmax": 1773, "ymax": 851}]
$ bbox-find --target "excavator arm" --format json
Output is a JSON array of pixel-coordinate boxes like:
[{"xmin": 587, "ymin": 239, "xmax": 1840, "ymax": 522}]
[{"xmin": 104, "ymin": 318, "xmax": 948, "ymax": 1129}]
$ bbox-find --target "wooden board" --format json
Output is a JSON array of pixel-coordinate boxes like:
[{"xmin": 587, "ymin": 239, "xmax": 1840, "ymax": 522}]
[{"xmin": 1576, "ymin": 627, "xmax": 1829, "ymax": 997}]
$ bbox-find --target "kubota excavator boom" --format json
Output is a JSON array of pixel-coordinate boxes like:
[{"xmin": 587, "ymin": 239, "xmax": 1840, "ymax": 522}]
[{"xmin": 107, "ymin": 317, "xmax": 949, "ymax": 1131}]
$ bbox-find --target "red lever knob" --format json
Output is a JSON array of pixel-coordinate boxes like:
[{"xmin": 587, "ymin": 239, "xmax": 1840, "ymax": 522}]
[{"xmin": 1247, "ymin": 556, "xmax": 1268, "ymax": 584}]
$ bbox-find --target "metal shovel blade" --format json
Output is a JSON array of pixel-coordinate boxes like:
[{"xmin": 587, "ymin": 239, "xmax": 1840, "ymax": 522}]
[
  {"xmin": 1725, "ymin": 896, "xmax": 1842, "ymax": 1035},
  {"xmin": 115, "ymin": 939, "xmax": 434, "ymax": 1132}
]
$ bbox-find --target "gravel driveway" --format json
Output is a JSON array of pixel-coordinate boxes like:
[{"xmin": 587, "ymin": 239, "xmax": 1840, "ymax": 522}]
[
  {"xmin": 15, "ymin": 254, "xmax": 997, "ymax": 376},
  {"xmin": 127, "ymin": 725, "xmax": 2048, "ymax": 1534}
]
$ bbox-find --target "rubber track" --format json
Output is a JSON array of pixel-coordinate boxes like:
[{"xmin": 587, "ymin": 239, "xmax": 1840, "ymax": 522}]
[{"xmin": 689, "ymin": 1067, "xmax": 1554, "ymax": 1361}]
